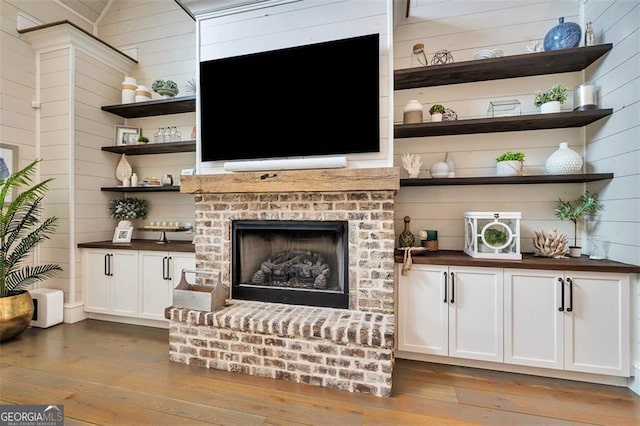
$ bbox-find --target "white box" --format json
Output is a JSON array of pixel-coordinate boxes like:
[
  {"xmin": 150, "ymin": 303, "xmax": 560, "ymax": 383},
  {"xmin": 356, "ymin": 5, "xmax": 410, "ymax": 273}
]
[
  {"xmin": 464, "ymin": 212, "xmax": 522, "ymax": 259},
  {"xmin": 29, "ymin": 288, "xmax": 64, "ymax": 328}
]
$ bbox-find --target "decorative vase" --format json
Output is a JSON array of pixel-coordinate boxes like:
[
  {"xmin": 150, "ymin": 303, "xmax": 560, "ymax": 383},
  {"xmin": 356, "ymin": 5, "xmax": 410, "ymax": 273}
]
[
  {"xmin": 540, "ymin": 101, "xmax": 561, "ymax": 114},
  {"xmin": 403, "ymin": 100, "xmax": 423, "ymax": 124},
  {"xmin": 430, "ymin": 161, "xmax": 449, "ymax": 178},
  {"xmin": 135, "ymin": 85, "xmax": 152, "ymax": 102},
  {"xmin": 569, "ymin": 246, "xmax": 582, "ymax": 258},
  {"xmin": 115, "ymin": 154, "xmax": 132, "ymax": 186},
  {"xmin": 0, "ymin": 291, "xmax": 34, "ymax": 342},
  {"xmin": 121, "ymin": 76, "xmax": 137, "ymax": 104},
  {"xmin": 444, "ymin": 152, "xmax": 455, "ymax": 177},
  {"xmin": 545, "ymin": 142, "xmax": 583, "ymax": 174},
  {"xmin": 543, "ymin": 17, "xmax": 581, "ymax": 51},
  {"xmin": 496, "ymin": 160, "xmax": 523, "ymax": 176},
  {"xmin": 431, "ymin": 113, "xmax": 443, "ymax": 122},
  {"xmin": 398, "ymin": 216, "xmax": 415, "ymax": 248}
]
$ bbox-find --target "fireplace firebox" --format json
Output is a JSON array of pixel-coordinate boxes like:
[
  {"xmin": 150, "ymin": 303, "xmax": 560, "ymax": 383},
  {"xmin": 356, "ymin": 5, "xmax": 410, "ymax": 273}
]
[{"xmin": 232, "ymin": 220, "xmax": 349, "ymax": 308}]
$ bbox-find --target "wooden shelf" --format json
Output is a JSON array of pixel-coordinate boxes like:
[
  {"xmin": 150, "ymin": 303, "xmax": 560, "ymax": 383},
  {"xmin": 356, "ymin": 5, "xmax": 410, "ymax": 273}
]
[
  {"xmin": 394, "ymin": 109, "xmax": 612, "ymax": 138},
  {"xmin": 394, "ymin": 44, "xmax": 613, "ymax": 90},
  {"xmin": 102, "ymin": 140, "xmax": 195, "ymax": 155},
  {"xmin": 101, "ymin": 96, "xmax": 195, "ymax": 118},
  {"xmin": 100, "ymin": 186, "xmax": 181, "ymax": 193},
  {"xmin": 400, "ymin": 173, "xmax": 614, "ymax": 187}
]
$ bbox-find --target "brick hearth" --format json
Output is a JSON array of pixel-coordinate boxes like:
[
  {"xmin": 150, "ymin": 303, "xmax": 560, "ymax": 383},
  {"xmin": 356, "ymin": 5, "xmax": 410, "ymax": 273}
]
[{"xmin": 175, "ymin": 167, "xmax": 400, "ymax": 396}]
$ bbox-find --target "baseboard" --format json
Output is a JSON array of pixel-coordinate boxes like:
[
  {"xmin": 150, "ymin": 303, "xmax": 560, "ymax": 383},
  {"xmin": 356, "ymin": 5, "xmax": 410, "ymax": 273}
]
[
  {"xmin": 628, "ymin": 363, "xmax": 640, "ymax": 396},
  {"xmin": 64, "ymin": 302, "xmax": 88, "ymax": 324},
  {"xmin": 87, "ymin": 312, "xmax": 169, "ymax": 329}
]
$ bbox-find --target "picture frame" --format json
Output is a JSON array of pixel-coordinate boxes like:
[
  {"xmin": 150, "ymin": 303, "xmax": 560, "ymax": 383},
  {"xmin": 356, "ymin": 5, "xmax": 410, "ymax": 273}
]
[
  {"xmin": 112, "ymin": 226, "xmax": 133, "ymax": 243},
  {"xmin": 0, "ymin": 143, "xmax": 18, "ymax": 202},
  {"xmin": 114, "ymin": 125, "xmax": 141, "ymax": 146}
]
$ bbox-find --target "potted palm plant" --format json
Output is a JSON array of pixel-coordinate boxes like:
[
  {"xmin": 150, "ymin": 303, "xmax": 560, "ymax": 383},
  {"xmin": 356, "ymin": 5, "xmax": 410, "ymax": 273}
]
[
  {"xmin": 554, "ymin": 191, "xmax": 603, "ymax": 257},
  {"xmin": 0, "ymin": 159, "xmax": 62, "ymax": 342},
  {"xmin": 534, "ymin": 84, "xmax": 568, "ymax": 113}
]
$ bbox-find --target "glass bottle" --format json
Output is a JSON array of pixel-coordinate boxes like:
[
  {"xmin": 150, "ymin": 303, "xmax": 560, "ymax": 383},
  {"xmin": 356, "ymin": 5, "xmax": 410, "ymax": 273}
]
[
  {"xmin": 398, "ymin": 216, "xmax": 415, "ymax": 248},
  {"xmin": 584, "ymin": 22, "xmax": 595, "ymax": 46}
]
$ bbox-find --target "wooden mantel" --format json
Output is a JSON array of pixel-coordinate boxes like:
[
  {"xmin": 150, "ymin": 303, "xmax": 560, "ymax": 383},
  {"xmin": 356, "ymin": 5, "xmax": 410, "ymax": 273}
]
[{"xmin": 180, "ymin": 167, "xmax": 400, "ymax": 194}]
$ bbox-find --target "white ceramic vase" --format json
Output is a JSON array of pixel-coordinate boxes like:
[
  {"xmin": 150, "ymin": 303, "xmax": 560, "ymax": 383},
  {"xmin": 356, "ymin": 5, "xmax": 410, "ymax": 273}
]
[
  {"xmin": 545, "ymin": 142, "xmax": 583, "ymax": 174},
  {"xmin": 431, "ymin": 113, "xmax": 443, "ymax": 122},
  {"xmin": 430, "ymin": 161, "xmax": 449, "ymax": 178},
  {"xmin": 540, "ymin": 101, "xmax": 561, "ymax": 114},
  {"xmin": 403, "ymin": 100, "xmax": 423, "ymax": 124}
]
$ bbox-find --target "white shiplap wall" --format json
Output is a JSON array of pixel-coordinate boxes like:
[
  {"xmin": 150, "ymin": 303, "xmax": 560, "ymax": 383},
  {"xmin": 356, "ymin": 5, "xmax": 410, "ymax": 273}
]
[
  {"xmin": 196, "ymin": 0, "xmax": 392, "ymax": 173},
  {"xmin": 394, "ymin": 1, "xmax": 600, "ymax": 254},
  {"xmin": 98, "ymin": 0, "xmax": 198, "ymax": 240},
  {"xmin": 583, "ymin": 0, "xmax": 639, "ymax": 393}
]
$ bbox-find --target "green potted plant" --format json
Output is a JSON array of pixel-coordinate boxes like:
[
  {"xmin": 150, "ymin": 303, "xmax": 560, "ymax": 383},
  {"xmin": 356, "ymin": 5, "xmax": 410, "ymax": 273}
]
[
  {"xmin": 554, "ymin": 191, "xmax": 603, "ymax": 257},
  {"xmin": 108, "ymin": 196, "xmax": 148, "ymax": 227},
  {"xmin": 495, "ymin": 151, "xmax": 525, "ymax": 176},
  {"xmin": 151, "ymin": 79, "xmax": 179, "ymax": 99},
  {"xmin": 0, "ymin": 159, "xmax": 62, "ymax": 342},
  {"xmin": 429, "ymin": 104, "xmax": 446, "ymax": 122},
  {"xmin": 534, "ymin": 84, "xmax": 568, "ymax": 113}
]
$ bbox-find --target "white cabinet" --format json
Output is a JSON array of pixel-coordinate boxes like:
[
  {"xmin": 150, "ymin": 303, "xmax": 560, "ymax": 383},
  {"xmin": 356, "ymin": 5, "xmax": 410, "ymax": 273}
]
[
  {"xmin": 504, "ymin": 269, "xmax": 630, "ymax": 377},
  {"xmin": 139, "ymin": 251, "xmax": 195, "ymax": 321},
  {"xmin": 84, "ymin": 249, "xmax": 139, "ymax": 316},
  {"xmin": 397, "ymin": 264, "xmax": 504, "ymax": 363}
]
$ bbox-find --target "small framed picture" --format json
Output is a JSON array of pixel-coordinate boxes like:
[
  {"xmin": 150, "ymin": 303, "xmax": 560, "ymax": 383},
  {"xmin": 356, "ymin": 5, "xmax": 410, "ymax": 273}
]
[
  {"xmin": 112, "ymin": 226, "xmax": 133, "ymax": 243},
  {"xmin": 0, "ymin": 143, "xmax": 18, "ymax": 203},
  {"xmin": 115, "ymin": 125, "xmax": 141, "ymax": 146}
]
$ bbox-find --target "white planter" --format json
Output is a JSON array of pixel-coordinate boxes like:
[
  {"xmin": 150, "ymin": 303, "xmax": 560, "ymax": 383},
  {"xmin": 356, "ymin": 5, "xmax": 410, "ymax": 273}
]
[
  {"xmin": 431, "ymin": 113, "xmax": 443, "ymax": 122},
  {"xmin": 569, "ymin": 246, "xmax": 582, "ymax": 258},
  {"xmin": 496, "ymin": 160, "xmax": 523, "ymax": 176},
  {"xmin": 540, "ymin": 101, "xmax": 561, "ymax": 114}
]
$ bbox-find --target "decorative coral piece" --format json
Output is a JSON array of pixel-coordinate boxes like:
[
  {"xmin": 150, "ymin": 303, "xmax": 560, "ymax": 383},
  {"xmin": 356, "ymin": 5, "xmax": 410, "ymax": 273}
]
[
  {"xmin": 532, "ymin": 229, "xmax": 569, "ymax": 258},
  {"xmin": 402, "ymin": 153, "xmax": 423, "ymax": 178}
]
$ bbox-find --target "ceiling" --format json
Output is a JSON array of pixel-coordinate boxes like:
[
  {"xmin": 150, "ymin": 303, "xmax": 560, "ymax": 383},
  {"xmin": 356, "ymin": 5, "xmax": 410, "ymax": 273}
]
[{"xmin": 57, "ymin": 0, "xmax": 269, "ymax": 23}]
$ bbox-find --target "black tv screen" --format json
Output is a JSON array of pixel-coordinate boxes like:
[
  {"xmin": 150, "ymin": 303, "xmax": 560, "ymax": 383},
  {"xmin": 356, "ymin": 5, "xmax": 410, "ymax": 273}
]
[{"xmin": 199, "ymin": 33, "xmax": 380, "ymax": 163}]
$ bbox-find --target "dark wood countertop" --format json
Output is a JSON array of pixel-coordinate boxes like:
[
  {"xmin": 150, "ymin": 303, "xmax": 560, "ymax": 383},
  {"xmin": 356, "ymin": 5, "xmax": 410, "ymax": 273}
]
[
  {"xmin": 78, "ymin": 239, "xmax": 195, "ymax": 253},
  {"xmin": 395, "ymin": 250, "xmax": 640, "ymax": 273}
]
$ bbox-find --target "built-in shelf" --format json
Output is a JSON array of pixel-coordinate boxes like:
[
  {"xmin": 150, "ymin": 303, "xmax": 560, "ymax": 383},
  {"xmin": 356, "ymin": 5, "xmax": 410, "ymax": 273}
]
[
  {"xmin": 400, "ymin": 173, "xmax": 614, "ymax": 187},
  {"xmin": 102, "ymin": 140, "xmax": 195, "ymax": 155},
  {"xmin": 100, "ymin": 186, "xmax": 181, "ymax": 193},
  {"xmin": 394, "ymin": 44, "xmax": 613, "ymax": 90},
  {"xmin": 394, "ymin": 109, "xmax": 613, "ymax": 138},
  {"xmin": 101, "ymin": 96, "xmax": 195, "ymax": 118}
]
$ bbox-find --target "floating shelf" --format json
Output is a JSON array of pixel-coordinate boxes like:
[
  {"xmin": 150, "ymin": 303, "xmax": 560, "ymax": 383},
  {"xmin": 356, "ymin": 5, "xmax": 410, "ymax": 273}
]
[
  {"xmin": 400, "ymin": 173, "xmax": 614, "ymax": 187},
  {"xmin": 394, "ymin": 44, "xmax": 613, "ymax": 90},
  {"xmin": 100, "ymin": 186, "xmax": 181, "ymax": 193},
  {"xmin": 102, "ymin": 140, "xmax": 195, "ymax": 155},
  {"xmin": 394, "ymin": 109, "xmax": 613, "ymax": 138},
  {"xmin": 101, "ymin": 96, "xmax": 195, "ymax": 118}
]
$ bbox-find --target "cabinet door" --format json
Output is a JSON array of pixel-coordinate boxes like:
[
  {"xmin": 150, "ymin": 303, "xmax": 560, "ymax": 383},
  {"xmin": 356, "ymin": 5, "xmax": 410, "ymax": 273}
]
[
  {"xmin": 563, "ymin": 271, "xmax": 630, "ymax": 376},
  {"xmin": 504, "ymin": 269, "xmax": 563, "ymax": 369},
  {"xmin": 168, "ymin": 252, "xmax": 196, "ymax": 288},
  {"xmin": 397, "ymin": 264, "xmax": 448, "ymax": 355},
  {"xmin": 139, "ymin": 251, "xmax": 172, "ymax": 320},
  {"xmin": 84, "ymin": 250, "xmax": 111, "ymax": 313},
  {"xmin": 448, "ymin": 266, "xmax": 503, "ymax": 362},
  {"xmin": 110, "ymin": 251, "xmax": 139, "ymax": 316}
]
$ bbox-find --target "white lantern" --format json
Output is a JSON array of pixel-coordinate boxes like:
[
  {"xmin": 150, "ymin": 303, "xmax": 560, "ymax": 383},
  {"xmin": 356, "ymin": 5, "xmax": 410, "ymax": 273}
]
[{"xmin": 464, "ymin": 212, "xmax": 521, "ymax": 259}]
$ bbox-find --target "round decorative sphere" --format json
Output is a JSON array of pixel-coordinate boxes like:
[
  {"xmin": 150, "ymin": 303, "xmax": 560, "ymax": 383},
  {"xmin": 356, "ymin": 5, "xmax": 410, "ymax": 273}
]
[
  {"xmin": 430, "ymin": 161, "xmax": 450, "ymax": 178},
  {"xmin": 431, "ymin": 49, "xmax": 454, "ymax": 65},
  {"xmin": 546, "ymin": 142, "xmax": 583, "ymax": 174},
  {"xmin": 544, "ymin": 17, "xmax": 581, "ymax": 51}
]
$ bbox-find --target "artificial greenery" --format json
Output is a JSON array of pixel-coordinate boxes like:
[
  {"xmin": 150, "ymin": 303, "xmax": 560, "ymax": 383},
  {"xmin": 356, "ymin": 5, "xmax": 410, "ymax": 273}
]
[
  {"xmin": 534, "ymin": 84, "xmax": 568, "ymax": 107},
  {"xmin": 483, "ymin": 228, "xmax": 508, "ymax": 246},
  {"xmin": 0, "ymin": 159, "xmax": 62, "ymax": 297},
  {"xmin": 429, "ymin": 104, "xmax": 445, "ymax": 114},
  {"xmin": 151, "ymin": 79, "xmax": 179, "ymax": 96},
  {"xmin": 108, "ymin": 197, "xmax": 148, "ymax": 221},
  {"xmin": 186, "ymin": 78, "xmax": 196, "ymax": 95},
  {"xmin": 554, "ymin": 191, "xmax": 603, "ymax": 247},
  {"xmin": 495, "ymin": 151, "xmax": 525, "ymax": 162},
  {"xmin": 137, "ymin": 136, "xmax": 149, "ymax": 143}
]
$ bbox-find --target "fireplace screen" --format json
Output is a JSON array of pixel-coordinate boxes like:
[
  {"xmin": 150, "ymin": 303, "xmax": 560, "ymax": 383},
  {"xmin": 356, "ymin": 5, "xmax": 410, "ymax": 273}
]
[{"xmin": 232, "ymin": 220, "xmax": 349, "ymax": 309}]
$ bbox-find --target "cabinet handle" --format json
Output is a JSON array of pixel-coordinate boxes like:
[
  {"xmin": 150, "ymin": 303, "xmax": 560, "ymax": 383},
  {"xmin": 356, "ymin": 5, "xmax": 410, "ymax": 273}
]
[
  {"xmin": 104, "ymin": 254, "xmax": 109, "ymax": 276},
  {"xmin": 167, "ymin": 256, "xmax": 172, "ymax": 281},
  {"xmin": 449, "ymin": 272, "xmax": 455, "ymax": 304},
  {"xmin": 162, "ymin": 256, "xmax": 168, "ymax": 280},
  {"xmin": 566, "ymin": 277, "xmax": 573, "ymax": 312},
  {"xmin": 558, "ymin": 277, "xmax": 564, "ymax": 311},
  {"xmin": 108, "ymin": 254, "xmax": 113, "ymax": 276},
  {"xmin": 443, "ymin": 272, "xmax": 448, "ymax": 303}
]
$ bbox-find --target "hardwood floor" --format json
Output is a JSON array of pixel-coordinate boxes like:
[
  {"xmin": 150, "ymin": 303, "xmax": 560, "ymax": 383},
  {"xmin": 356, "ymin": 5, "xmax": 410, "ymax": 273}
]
[{"xmin": 0, "ymin": 320, "xmax": 638, "ymax": 425}]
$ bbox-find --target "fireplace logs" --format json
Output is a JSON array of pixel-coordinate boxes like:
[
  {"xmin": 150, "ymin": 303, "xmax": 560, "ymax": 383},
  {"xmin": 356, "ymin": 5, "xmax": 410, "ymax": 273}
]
[{"xmin": 250, "ymin": 249, "xmax": 332, "ymax": 290}]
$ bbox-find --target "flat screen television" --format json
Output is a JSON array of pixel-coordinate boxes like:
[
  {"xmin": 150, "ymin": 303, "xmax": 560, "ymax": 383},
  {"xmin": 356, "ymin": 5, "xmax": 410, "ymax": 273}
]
[{"xmin": 199, "ymin": 33, "xmax": 380, "ymax": 163}]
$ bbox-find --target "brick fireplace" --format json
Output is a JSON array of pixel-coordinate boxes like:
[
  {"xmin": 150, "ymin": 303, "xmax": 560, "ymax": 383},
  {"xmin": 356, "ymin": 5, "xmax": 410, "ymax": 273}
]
[{"xmin": 167, "ymin": 167, "xmax": 399, "ymax": 397}]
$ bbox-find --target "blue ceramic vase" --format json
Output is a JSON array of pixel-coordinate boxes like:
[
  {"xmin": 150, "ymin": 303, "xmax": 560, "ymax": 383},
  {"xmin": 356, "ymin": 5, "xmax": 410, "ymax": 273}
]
[{"xmin": 544, "ymin": 17, "xmax": 581, "ymax": 51}]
